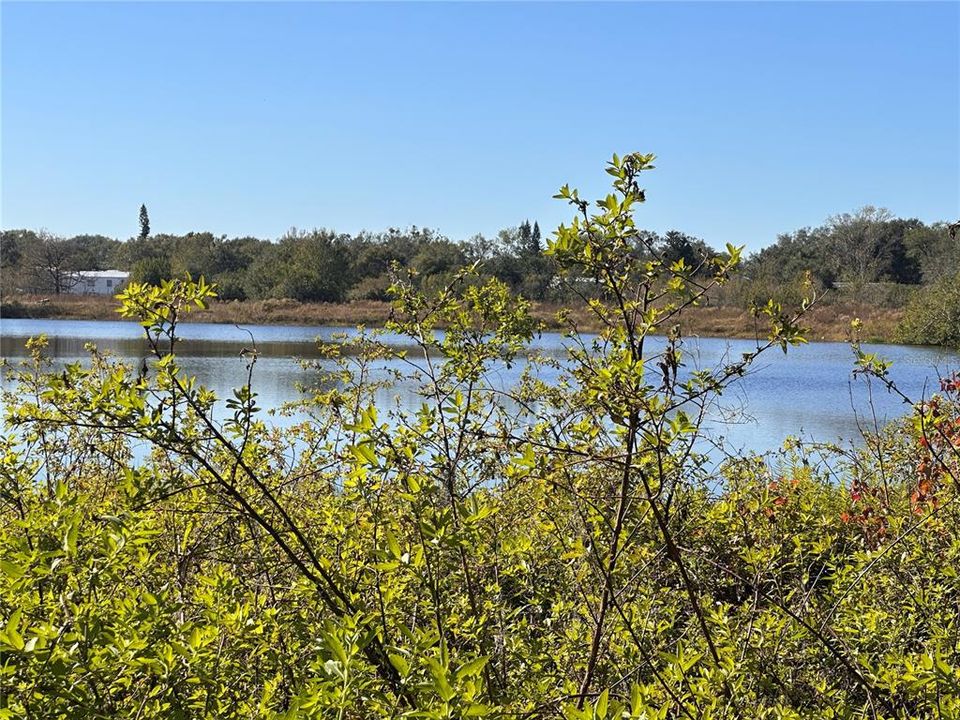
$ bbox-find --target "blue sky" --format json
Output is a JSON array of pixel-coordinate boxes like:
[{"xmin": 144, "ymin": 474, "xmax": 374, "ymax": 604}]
[{"xmin": 2, "ymin": 2, "xmax": 957, "ymax": 252}]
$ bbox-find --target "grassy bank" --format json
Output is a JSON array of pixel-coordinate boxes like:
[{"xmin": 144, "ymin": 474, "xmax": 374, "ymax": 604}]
[{"xmin": 1, "ymin": 292, "xmax": 903, "ymax": 343}]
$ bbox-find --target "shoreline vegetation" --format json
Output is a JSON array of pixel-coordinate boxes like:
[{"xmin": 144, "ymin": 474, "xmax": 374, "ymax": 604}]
[
  {"xmin": 3, "ymin": 152, "xmax": 959, "ymax": 717},
  {"xmin": 0, "ymin": 293, "xmax": 905, "ymax": 343},
  {"xmin": 3, "ymin": 206, "xmax": 958, "ymax": 350},
  {"xmin": 3, "ymin": 155, "xmax": 959, "ymax": 718}
]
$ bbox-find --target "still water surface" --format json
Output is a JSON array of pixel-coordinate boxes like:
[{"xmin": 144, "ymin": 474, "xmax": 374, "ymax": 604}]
[{"xmin": 2, "ymin": 317, "xmax": 958, "ymax": 456}]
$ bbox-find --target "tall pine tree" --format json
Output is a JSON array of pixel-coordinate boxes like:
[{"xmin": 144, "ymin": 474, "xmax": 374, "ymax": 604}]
[
  {"xmin": 518, "ymin": 220, "xmax": 532, "ymax": 254},
  {"xmin": 139, "ymin": 205, "xmax": 150, "ymax": 240}
]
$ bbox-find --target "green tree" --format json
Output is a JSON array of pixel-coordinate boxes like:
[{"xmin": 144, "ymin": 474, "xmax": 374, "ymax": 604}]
[
  {"xmin": 896, "ymin": 269, "xmax": 960, "ymax": 348},
  {"xmin": 824, "ymin": 206, "xmax": 895, "ymax": 287},
  {"xmin": 67, "ymin": 234, "xmax": 123, "ymax": 270},
  {"xmin": 486, "ymin": 220, "xmax": 555, "ymax": 299},
  {"xmin": 0, "ymin": 229, "xmax": 33, "ymax": 271},
  {"xmin": 873, "ymin": 217, "xmax": 923, "ymax": 284},
  {"xmin": 656, "ymin": 229, "xmax": 717, "ymax": 274},
  {"xmin": 273, "ymin": 228, "xmax": 352, "ymax": 302},
  {"xmin": 139, "ymin": 204, "xmax": 150, "ymax": 240},
  {"xmin": 905, "ymin": 221, "xmax": 959, "ymax": 283},
  {"xmin": 130, "ymin": 256, "xmax": 172, "ymax": 285}
]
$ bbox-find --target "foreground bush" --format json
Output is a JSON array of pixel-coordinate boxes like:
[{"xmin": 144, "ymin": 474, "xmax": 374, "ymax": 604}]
[{"xmin": 2, "ymin": 155, "xmax": 959, "ymax": 719}]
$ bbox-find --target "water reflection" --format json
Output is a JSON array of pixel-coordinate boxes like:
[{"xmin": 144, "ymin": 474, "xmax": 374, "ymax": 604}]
[{"xmin": 2, "ymin": 317, "xmax": 958, "ymax": 456}]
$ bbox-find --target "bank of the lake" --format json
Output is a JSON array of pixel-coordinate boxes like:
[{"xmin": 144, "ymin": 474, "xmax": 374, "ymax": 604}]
[{"xmin": 1, "ymin": 293, "xmax": 904, "ymax": 343}]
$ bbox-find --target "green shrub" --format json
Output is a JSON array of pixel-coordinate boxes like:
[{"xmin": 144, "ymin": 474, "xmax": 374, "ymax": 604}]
[
  {"xmin": 346, "ymin": 274, "xmax": 393, "ymax": 302},
  {"xmin": 896, "ymin": 270, "xmax": 960, "ymax": 348},
  {"xmin": 2, "ymin": 157, "xmax": 959, "ymax": 719}
]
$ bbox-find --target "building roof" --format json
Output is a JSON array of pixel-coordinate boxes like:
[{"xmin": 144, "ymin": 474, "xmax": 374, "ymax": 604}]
[{"xmin": 76, "ymin": 270, "xmax": 130, "ymax": 278}]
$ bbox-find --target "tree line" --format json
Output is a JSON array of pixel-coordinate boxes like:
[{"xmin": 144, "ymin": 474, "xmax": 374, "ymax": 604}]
[
  {"xmin": 1, "ymin": 206, "xmax": 956, "ymax": 306},
  {"xmin": 744, "ymin": 206, "xmax": 958, "ymax": 290}
]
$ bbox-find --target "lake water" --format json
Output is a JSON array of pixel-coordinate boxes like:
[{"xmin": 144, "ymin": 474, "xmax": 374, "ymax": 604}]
[{"xmin": 2, "ymin": 317, "xmax": 958, "ymax": 457}]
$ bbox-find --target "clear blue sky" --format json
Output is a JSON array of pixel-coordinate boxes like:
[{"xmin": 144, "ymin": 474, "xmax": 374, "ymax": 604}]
[{"xmin": 2, "ymin": 1, "xmax": 957, "ymax": 252}]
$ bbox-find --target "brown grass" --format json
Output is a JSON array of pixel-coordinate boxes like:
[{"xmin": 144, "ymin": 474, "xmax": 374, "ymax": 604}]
[
  {"xmin": 1, "ymin": 294, "xmax": 904, "ymax": 344},
  {"xmin": 659, "ymin": 303, "xmax": 903, "ymax": 344},
  {"xmin": 0, "ymin": 295, "xmax": 396, "ymax": 327},
  {"xmin": 1, "ymin": 294, "xmax": 123, "ymax": 321}
]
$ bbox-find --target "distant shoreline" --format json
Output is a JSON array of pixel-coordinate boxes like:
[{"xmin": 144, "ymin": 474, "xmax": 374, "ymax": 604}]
[{"xmin": 1, "ymin": 294, "xmax": 905, "ymax": 344}]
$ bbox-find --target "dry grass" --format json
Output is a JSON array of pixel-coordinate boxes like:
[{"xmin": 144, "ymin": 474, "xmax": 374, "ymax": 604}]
[
  {"xmin": 0, "ymin": 295, "xmax": 395, "ymax": 327},
  {"xmin": 1, "ymin": 294, "xmax": 904, "ymax": 344},
  {"xmin": 655, "ymin": 303, "xmax": 903, "ymax": 344},
  {"xmin": 530, "ymin": 301, "xmax": 903, "ymax": 343},
  {"xmin": 1, "ymin": 294, "xmax": 122, "ymax": 321},
  {"xmin": 191, "ymin": 298, "xmax": 395, "ymax": 326}
]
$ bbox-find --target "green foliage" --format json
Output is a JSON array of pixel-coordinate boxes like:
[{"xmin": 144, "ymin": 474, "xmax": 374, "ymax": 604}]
[
  {"xmin": 896, "ymin": 269, "xmax": 960, "ymax": 348},
  {"xmin": 130, "ymin": 256, "xmax": 172, "ymax": 286},
  {"xmin": 139, "ymin": 204, "xmax": 150, "ymax": 241},
  {"xmin": 270, "ymin": 230, "xmax": 353, "ymax": 302},
  {"xmin": 2, "ymin": 154, "xmax": 959, "ymax": 719},
  {"xmin": 3, "ymin": 199, "xmax": 953, "ymax": 323},
  {"xmin": 729, "ymin": 210, "xmax": 955, "ymax": 314},
  {"xmin": 904, "ymin": 222, "xmax": 959, "ymax": 284},
  {"xmin": 0, "ymin": 229, "xmax": 31, "ymax": 272}
]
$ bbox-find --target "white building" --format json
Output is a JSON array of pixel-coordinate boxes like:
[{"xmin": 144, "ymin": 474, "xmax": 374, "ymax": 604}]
[{"xmin": 67, "ymin": 270, "xmax": 130, "ymax": 296}]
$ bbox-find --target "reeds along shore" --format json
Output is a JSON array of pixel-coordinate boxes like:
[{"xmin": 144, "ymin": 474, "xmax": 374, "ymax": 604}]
[{"xmin": 0, "ymin": 293, "xmax": 904, "ymax": 343}]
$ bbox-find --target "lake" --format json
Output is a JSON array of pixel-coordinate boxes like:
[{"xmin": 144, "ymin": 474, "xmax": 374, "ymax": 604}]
[{"xmin": 2, "ymin": 317, "xmax": 958, "ymax": 457}]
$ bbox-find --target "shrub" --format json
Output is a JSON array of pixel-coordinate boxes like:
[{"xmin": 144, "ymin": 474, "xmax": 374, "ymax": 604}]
[
  {"xmin": 896, "ymin": 270, "xmax": 960, "ymax": 348},
  {"xmin": 346, "ymin": 274, "xmax": 393, "ymax": 302},
  {"xmin": 1, "ymin": 157, "xmax": 958, "ymax": 718}
]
